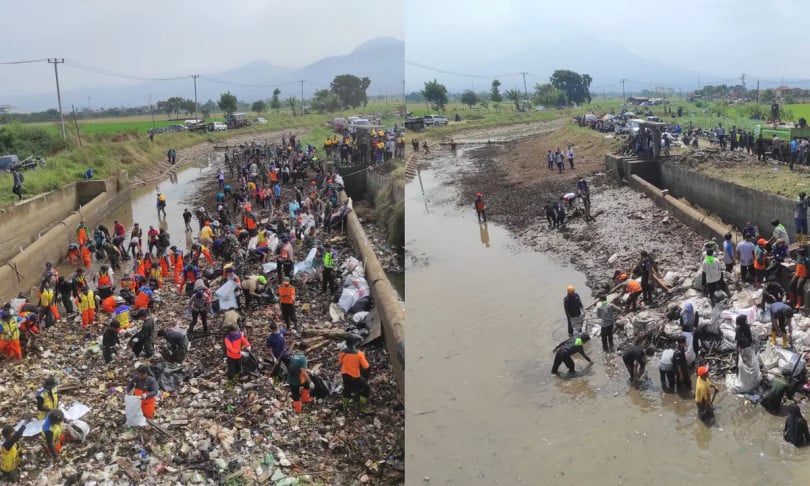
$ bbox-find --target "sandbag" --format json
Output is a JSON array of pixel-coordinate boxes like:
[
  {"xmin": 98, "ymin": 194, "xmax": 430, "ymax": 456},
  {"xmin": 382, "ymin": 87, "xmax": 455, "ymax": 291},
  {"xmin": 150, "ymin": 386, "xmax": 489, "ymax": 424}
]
[
  {"xmin": 731, "ymin": 347, "xmax": 761, "ymax": 393},
  {"xmin": 125, "ymin": 395, "xmax": 147, "ymax": 427}
]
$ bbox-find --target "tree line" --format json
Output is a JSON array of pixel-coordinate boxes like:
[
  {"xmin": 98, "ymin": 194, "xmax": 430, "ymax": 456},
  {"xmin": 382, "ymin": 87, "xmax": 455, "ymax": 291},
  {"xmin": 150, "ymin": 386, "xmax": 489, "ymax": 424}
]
[{"xmin": 418, "ymin": 69, "xmax": 593, "ymax": 112}]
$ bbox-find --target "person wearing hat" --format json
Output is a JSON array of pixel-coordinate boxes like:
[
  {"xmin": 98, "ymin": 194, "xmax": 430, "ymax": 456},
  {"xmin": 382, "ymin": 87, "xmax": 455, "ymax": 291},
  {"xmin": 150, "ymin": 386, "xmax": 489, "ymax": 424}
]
[
  {"xmin": 126, "ymin": 365, "xmax": 159, "ymax": 419},
  {"xmin": 38, "ymin": 279, "xmax": 57, "ymax": 328},
  {"xmin": 339, "ymin": 334, "xmax": 371, "ymax": 413},
  {"xmin": 753, "ymin": 238, "xmax": 768, "ymax": 288},
  {"xmin": 563, "ymin": 286, "xmax": 583, "ymax": 336},
  {"xmin": 0, "ymin": 418, "xmax": 30, "ymax": 480},
  {"xmin": 474, "ymin": 192, "xmax": 486, "ymax": 223},
  {"xmin": 595, "ymin": 297, "xmax": 622, "ymax": 352},
  {"xmin": 240, "ymin": 275, "xmax": 267, "ymax": 310},
  {"xmin": 769, "ymin": 219, "xmax": 790, "ymax": 247},
  {"xmin": 156, "ymin": 192, "xmax": 167, "ymax": 219},
  {"xmin": 41, "ymin": 409, "xmax": 65, "ymax": 464},
  {"xmin": 130, "ymin": 309, "xmax": 155, "ymax": 358},
  {"xmin": 101, "ymin": 320, "xmax": 121, "ymax": 363},
  {"xmin": 278, "ymin": 277, "xmax": 298, "ymax": 327},
  {"xmin": 18, "ymin": 312, "xmax": 40, "ymax": 356},
  {"xmin": 222, "ymin": 324, "xmax": 251, "ymax": 390},
  {"xmin": 551, "ymin": 333, "xmax": 592, "ymax": 375},
  {"xmin": 158, "ymin": 326, "xmax": 189, "ymax": 364},
  {"xmin": 287, "ymin": 341, "xmax": 313, "ymax": 413},
  {"xmin": 36, "ymin": 376, "xmax": 59, "ymax": 420},
  {"xmin": 695, "ymin": 365, "xmax": 718, "ymax": 423}
]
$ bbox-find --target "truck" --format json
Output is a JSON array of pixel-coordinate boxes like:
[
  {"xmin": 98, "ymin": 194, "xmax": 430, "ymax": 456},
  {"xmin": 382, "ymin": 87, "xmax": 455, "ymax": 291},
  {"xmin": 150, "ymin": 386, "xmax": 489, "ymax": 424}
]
[
  {"xmin": 404, "ymin": 117, "xmax": 425, "ymax": 132},
  {"xmin": 224, "ymin": 112, "xmax": 249, "ymax": 129},
  {"xmin": 754, "ymin": 124, "xmax": 810, "ymax": 160}
]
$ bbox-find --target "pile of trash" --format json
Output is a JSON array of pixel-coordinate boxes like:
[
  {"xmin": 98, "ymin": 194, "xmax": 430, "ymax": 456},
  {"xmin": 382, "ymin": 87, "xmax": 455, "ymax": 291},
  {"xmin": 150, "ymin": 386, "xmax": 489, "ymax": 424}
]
[{"xmin": 2, "ymin": 169, "xmax": 404, "ymax": 485}]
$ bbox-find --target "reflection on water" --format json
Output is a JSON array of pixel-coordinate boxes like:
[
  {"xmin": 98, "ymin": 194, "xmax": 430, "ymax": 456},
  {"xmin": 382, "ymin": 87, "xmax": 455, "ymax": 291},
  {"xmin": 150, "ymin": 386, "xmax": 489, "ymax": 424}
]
[{"xmin": 479, "ymin": 222, "xmax": 490, "ymax": 248}]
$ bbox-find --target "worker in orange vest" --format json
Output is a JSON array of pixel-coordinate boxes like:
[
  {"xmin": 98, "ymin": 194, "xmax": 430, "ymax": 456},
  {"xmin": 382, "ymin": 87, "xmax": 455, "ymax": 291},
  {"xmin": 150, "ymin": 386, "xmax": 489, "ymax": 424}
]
[
  {"xmin": 95, "ymin": 265, "xmax": 114, "ymax": 300},
  {"xmin": 101, "ymin": 294, "xmax": 117, "ymax": 314},
  {"xmin": 616, "ymin": 272, "xmax": 643, "ymax": 312},
  {"xmin": 191, "ymin": 243, "xmax": 213, "ymax": 266},
  {"xmin": 339, "ymin": 334, "xmax": 371, "ymax": 413},
  {"xmin": 77, "ymin": 286, "xmax": 97, "ymax": 328},
  {"xmin": 170, "ymin": 247, "xmax": 184, "ymax": 284},
  {"xmin": 278, "ymin": 277, "xmax": 298, "ymax": 327},
  {"xmin": 223, "ymin": 324, "xmax": 251, "ymax": 390},
  {"xmin": 474, "ymin": 192, "xmax": 486, "ymax": 223},
  {"xmin": 149, "ymin": 265, "xmax": 163, "ymax": 289},
  {"xmin": 80, "ymin": 243, "xmax": 92, "ymax": 268},
  {"xmin": 66, "ymin": 244, "xmax": 80, "ymax": 265},
  {"xmin": 76, "ymin": 221, "xmax": 89, "ymax": 247},
  {"xmin": 753, "ymin": 238, "xmax": 769, "ymax": 289}
]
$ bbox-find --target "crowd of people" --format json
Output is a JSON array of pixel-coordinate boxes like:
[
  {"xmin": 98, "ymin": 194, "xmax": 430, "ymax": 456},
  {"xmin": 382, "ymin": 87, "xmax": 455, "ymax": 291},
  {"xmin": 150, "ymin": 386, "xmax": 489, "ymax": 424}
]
[
  {"xmin": 323, "ymin": 127, "xmax": 405, "ymax": 166},
  {"xmin": 0, "ymin": 131, "xmax": 382, "ymax": 478},
  {"xmin": 554, "ymin": 191, "xmax": 810, "ymax": 448}
]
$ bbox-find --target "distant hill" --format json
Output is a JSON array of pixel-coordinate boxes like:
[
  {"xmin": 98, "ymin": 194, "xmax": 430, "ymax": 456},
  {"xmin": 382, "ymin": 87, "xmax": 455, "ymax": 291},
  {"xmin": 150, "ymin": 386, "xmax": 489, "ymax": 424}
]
[
  {"xmin": 407, "ymin": 36, "xmax": 731, "ymax": 95},
  {"xmin": 9, "ymin": 37, "xmax": 404, "ymax": 112}
]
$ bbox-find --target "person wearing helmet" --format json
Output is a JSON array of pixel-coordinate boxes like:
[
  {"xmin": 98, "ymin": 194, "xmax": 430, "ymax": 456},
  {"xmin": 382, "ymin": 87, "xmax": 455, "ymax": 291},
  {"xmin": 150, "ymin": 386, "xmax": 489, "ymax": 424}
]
[
  {"xmin": 36, "ymin": 376, "xmax": 59, "ymax": 420},
  {"xmin": 127, "ymin": 365, "xmax": 159, "ymax": 419},
  {"xmin": 551, "ymin": 333, "xmax": 593, "ymax": 375},
  {"xmin": 240, "ymin": 275, "xmax": 266, "ymax": 310},
  {"xmin": 695, "ymin": 366, "xmax": 718, "ymax": 423},
  {"xmin": 563, "ymin": 286, "xmax": 583, "ymax": 336},
  {"xmin": 474, "ymin": 192, "xmax": 486, "ymax": 223},
  {"xmin": 339, "ymin": 334, "xmax": 371, "ymax": 412},
  {"xmin": 156, "ymin": 192, "xmax": 167, "ymax": 219},
  {"xmin": 41, "ymin": 409, "xmax": 66, "ymax": 463}
]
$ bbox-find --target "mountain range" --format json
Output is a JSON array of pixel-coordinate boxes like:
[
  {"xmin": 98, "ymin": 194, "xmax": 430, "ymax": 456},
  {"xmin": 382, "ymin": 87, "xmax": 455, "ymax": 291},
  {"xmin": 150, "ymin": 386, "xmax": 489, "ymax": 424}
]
[
  {"xmin": 406, "ymin": 36, "xmax": 783, "ymax": 96},
  {"xmin": 9, "ymin": 37, "xmax": 405, "ymax": 112}
]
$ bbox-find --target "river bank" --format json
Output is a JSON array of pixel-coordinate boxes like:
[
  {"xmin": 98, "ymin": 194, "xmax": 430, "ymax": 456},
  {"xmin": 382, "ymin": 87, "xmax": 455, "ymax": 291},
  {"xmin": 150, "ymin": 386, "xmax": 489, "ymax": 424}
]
[{"xmin": 406, "ymin": 124, "xmax": 810, "ymax": 485}]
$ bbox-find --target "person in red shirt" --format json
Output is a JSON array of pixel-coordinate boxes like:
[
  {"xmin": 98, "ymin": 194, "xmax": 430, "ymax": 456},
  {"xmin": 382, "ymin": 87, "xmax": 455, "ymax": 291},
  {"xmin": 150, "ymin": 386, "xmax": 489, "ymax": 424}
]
[
  {"xmin": 113, "ymin": 220, "xmax": 126, "ymax": 238},
  {"xmin": 222, "ymin": 325, "xmax": 251, "ymax": 390}
]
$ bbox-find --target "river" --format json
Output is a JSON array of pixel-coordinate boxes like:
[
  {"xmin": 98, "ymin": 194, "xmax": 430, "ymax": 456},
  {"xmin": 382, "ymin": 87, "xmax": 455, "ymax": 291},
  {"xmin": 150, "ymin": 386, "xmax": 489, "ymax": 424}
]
[{"xmin": 405, "ymin": 147, "xmax": 810, "ymax": 485}]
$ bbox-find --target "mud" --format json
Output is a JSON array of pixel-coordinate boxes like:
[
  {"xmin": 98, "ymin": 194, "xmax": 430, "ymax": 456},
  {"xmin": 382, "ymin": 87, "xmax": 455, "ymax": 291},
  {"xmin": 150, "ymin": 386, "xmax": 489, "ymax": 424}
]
[{"xmin": 406, "ymin": 126, "xmax": 810, "ymax": 485}]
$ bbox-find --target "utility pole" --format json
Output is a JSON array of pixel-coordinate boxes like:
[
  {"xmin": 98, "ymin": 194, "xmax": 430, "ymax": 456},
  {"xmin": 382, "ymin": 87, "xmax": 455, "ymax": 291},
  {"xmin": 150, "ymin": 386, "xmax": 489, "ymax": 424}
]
[
  {"xmin": 741, "ymin": 73, "xmax": 746, "ymax": 90},
  {"xmin": 520, "ymin": 72, "xmax": 529, "ymax": 109},
  {"xmin": 48, "ymin": 58, "xmax": 66, "ymax": 140},
  {"xmin": 192, "ymin": 74, "xmax": 200, "ymax": 121},
  {"xmin": 621, "ymin": 79, "xmax": 626, "ymax": 103},
  {"xmin": 756, "ymin": 80, "xmax": 760, "ymax": 103},
  {"xmin": 299, "ymin": 80, "xmax": 306, "ymax": 109},
  {"xmin": 402, "ymin": 80, "xmax": 406, "ymax": 117},
  {"xmin": 385, "ymin": 90, "xmax": 388, "ymax": 106}
]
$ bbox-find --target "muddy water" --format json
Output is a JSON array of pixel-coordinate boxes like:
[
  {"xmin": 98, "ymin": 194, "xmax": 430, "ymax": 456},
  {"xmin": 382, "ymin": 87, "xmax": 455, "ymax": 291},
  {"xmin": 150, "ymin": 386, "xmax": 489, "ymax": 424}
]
[{"xmin": 405, "ymin": 149, "xmax": 810, "ymax": 485}]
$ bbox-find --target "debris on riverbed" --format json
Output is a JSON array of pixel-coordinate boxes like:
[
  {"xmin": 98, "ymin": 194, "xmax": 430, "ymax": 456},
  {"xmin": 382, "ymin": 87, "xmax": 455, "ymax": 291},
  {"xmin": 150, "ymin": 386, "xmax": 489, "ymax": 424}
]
[{"xmin": 3, "ymin": 146, "xmax": 404, "ymax": 485}]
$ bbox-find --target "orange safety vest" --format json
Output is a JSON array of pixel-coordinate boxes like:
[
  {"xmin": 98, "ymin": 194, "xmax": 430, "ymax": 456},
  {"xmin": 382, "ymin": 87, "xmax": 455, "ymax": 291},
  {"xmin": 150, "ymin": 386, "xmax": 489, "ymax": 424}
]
[
  {"xmin": 101, "ymin": 296, "xmax": 116, "ymax": 313},
  {"xmin": 475, "ymin": 199, "xmax": 485, "ymax": 211},
  {"xmin": 97, "ymin": 273, "xmax": 112, "ymax": 288},
  {"xmin": 224, "ymin": 333, "xmax": 250, "ymax": 359},
  {"xmin": 278, "ymin": 285, "xmax": 296, "ymax": 304},
  {"xmin": 244, "ymin": 215, "xmax": 257, "ymax": 230},
  {"xmin": 754, "ymin": 248, "xmax": 767, "ymax": 270},
  {"xmin": 120, "ymin": 276, "xmax": 134, "ymax": 291},
  {"xmin": 134, "ymin": 292, "xmax": 150, "ymax": 310},
  {"xmin": 796, "ymin": 260, "xmax": 808, "ymax": 278},
  {"xmin": 626, "ymin": 280, "xmax": 642, "ymax": 293}
]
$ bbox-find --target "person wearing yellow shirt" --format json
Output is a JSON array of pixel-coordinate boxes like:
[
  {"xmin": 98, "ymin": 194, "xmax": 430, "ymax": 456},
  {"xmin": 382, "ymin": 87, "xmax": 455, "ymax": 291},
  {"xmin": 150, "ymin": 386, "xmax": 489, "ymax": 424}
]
[
  {"xmin": 77, "ymin": 286, "xmax": 97, "ymax": 329},
  {"xmin": 200, "ymin": 222, "xmax": 214, "ymax": 247},
  {"xmin": 0, "ymin": 419, "xmax": 29, "ymax": 481},
  {"xmin": 695, "ymin": 366, "xmax": 719, "ymax": 423},
  {"xmin": 38, "ymin": 280, "xmax": 57, "ymax": 328}
]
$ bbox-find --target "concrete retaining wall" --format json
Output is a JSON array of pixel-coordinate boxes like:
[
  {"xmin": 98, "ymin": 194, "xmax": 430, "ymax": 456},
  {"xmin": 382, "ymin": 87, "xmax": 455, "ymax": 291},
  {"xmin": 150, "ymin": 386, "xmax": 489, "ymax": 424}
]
[
  {"xmin": 0, "ymin": 175, "xmax": 131, "ymax": 300},
  {"xmin": 659, "ymin": 161, "xmax": 796, "ymax": 239},
  {"xmin": 340, "ymin": 191, "xmax": 405, "ymax": 399}
]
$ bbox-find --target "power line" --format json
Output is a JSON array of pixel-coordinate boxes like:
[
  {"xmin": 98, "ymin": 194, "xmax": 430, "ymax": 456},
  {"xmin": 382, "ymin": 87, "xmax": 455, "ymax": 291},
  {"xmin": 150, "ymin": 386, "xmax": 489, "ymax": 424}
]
[
  {"xmin": 200, "ymin": 76, "xmax": 298, "ymax": 89},
  {"xmin": 405, "ymin": 59, "xmax": 520, "ymax": 79},
  {"xmin": 0, "ymin": 58, "xmax": 48, "ymax": 65},
  {"xmin": 64, "ymin": 60, "xmax": 189, "ymax": 81}
]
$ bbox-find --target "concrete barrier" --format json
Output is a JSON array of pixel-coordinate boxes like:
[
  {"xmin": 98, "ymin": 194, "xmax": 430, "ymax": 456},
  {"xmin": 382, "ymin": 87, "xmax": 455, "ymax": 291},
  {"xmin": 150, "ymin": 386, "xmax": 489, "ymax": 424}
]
[
  {"xmin": 628, "ymin": 174, "xmax": 733, "ymax": 242},
  {"xmin": 0, "ymin": 175, "xmax": 130, "ymax": 300},
  {"xmin": 340, "ymin": 191, "xmax": 405, "ymax": 399}
]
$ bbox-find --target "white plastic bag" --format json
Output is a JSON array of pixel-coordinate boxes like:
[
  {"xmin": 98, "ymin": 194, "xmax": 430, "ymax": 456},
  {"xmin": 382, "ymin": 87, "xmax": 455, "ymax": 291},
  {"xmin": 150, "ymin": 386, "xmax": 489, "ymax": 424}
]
[
  {"xmin": 125, "ymin": 395, "xmax": 147, "ymax": 427},
  {"xmin": 215, "ymin": 280, "xmax": 239, "ymax": 310},
  {"xmin": 732, "ymin": 347, "xmax": 761, "ymax": 393}
]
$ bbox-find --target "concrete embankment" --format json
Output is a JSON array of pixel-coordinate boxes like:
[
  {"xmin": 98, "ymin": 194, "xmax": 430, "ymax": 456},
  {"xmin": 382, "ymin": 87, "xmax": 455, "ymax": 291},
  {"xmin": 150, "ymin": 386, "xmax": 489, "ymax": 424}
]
[
  {"xmin": 341, "ymin": 189, "xmax": 405, "ymax": 398},
  {"xmin": 0, "ymin": 175, "xmax": 131, "ymax": 299}
]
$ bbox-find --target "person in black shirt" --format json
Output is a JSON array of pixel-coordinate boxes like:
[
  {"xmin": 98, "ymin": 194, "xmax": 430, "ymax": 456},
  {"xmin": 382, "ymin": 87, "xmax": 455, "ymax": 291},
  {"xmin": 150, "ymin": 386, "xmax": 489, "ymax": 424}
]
[
  {"xmin": 551, "ymin": 334, "xmax": 593, "ymax": 375},
  {"xmin": 784, "ymin": 405, "xmax": 810, "ymax": 447},
  {"xmin": 563, "ymin": 286, "xmax": 584, "ymax": 336},
  {"xmin": 102, "ymin": 320, "xmax": 120, "ymax": 363},
  {"xmin": 623, "ymin": 345, "xmax": 652, "ymax": 385}
]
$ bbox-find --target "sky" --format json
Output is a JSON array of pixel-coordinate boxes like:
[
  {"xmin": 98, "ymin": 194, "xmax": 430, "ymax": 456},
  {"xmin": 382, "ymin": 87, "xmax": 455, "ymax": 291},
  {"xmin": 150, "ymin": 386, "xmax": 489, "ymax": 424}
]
[
  {"xmin": 0, "ymin": 0, "xmax": 404, "ymax": 98},
  {"xmin": 405, "ymin": 0, "xmax": 810, "ymax": 92}
]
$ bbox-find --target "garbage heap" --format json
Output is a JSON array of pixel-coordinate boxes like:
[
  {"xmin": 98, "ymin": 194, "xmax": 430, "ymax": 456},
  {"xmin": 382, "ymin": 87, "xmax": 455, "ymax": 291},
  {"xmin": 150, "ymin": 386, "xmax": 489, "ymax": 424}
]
[{"xmin": 6, "ymin": 237, "xmax": 404, "ymax": 483}]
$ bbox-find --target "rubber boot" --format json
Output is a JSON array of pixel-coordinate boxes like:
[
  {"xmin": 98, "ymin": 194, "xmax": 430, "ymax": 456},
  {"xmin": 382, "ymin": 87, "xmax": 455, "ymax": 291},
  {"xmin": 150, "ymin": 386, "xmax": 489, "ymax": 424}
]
[
  {"xmin": 783, "ymin": 334, "xmax": 789, "ymax": 348},
  {"xmin": 770, "ymin": 331, "xmax": 777, "ymax": 346},
  {"xmin": 342, "ymin": 397, "xmax": 350, "ymax": 411},
  {"xmin": 796, "ymin": 295, "xmax": 804, "ymax": 310},
  {"xmin": 292, "ymin": 400, "xmax": 302, "ymax": 414},
  {"xmin": 301, "ymin": 388, "xmax": 313, "ymax": 404},
  {"xmin": 359, "ymin": 396, "xmax": 371, "ymax": 414}
]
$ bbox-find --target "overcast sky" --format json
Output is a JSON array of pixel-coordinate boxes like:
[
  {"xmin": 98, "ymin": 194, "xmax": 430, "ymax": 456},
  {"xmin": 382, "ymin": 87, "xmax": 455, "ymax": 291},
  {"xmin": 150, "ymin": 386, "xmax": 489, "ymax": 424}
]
[
  {"xmin": 0, "ymin": 0, "xmax": 404, "ymax": 97},
  {"xmin": 406, "ymin": 0, "xmax": 810, "ymax": 91}
]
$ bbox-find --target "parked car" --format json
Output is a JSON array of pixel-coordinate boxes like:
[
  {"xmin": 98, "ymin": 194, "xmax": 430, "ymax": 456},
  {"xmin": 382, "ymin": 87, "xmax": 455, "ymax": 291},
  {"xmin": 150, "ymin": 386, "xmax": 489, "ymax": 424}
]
[
  {"xmin": 0, "ymin": 155, "xmax": 21, "ymax": 172},
  {"xmin": 423, "ymin": 115, "xmax": 449, "ymax": 126},
  {"xmin": 211, "ymin": 122, "xmax": 228, "ymax": 131},
  {"xmin": 167, "ymin": 124, "xmax": 188, "ymax": 132},
  {"xmin": 252, "ymin": 117, "xmax": 268, "ymax": 124}
]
